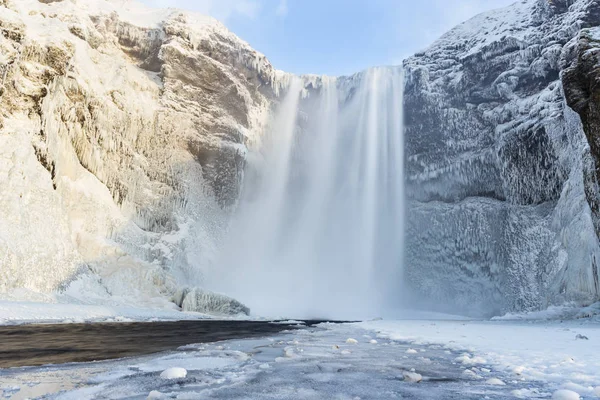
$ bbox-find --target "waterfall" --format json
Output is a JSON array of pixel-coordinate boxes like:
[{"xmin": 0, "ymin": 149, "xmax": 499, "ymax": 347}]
[{"xmin": 209, "ymin": 67, "xmax": 405, "ymax": 319}]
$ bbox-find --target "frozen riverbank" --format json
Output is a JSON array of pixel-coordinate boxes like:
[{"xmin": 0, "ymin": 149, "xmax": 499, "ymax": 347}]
[{"xmin": 1, "ymin": 319, "xmax": 599, "ymax": 399}]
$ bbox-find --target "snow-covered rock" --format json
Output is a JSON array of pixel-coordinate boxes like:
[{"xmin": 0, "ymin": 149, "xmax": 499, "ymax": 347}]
[
  {"xmin": 0, "ymin": 0, "xmax": 283, "ymax": 305},
  {"xmin": 402, "ymin": 371, "xmax": 423, "ymax": 382},
  {"xmin": 174, "ymin": 287, "xmax": 250, "ymax": 315},
  {"xmin": 404, "ymin": 0, "xmax": 600, "ymax": 316},
  {"xmin": 159, "ymin": 367, "xmax": 187, "ymax": 379},
  {"xmin": 2, "ymin": 0, "xmax": 600, "ymax": 319}
]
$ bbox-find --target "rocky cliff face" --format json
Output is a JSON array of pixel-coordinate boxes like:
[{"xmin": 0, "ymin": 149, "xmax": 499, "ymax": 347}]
[
  {"xmin": 404, "ymin": 0, "xmax": 600, "ymax": 315},
  {"xmin": 0, "ymin": 0, "xmax": 284, "ymax": 306}
]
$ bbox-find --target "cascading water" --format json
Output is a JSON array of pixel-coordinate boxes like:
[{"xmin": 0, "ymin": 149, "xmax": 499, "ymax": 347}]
[{"xmin": 209, "ymin": 67, "xmax": 405, "ymax": 319}]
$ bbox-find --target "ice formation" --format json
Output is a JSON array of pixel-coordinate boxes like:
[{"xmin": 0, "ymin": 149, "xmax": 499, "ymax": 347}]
[
  {"xmin": 403, "ymin": 0, "xmax": 600, "ymax": 315},
  {"xmin": 173, "ymin": 287, "xmax": 250, "ymax": 316},
  {"xmin": 0, "ymin": 0, "xmax": 283, "ymax": 309},
  {"xmin": 1, "ymin": 0, "xmax": 600, "ymax": 318}
]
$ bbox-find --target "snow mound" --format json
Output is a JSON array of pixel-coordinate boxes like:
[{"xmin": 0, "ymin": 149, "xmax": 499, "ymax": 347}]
[
  {"xmin": 159, "ymin": 367, "xmax": 187, "ymax": 379},
  {"xmin": 174, "ymin": 288, "xmax": 250, "ymax": 316},
  {"xmin": 147, "ymin": 390, "xmax": 166, "ymax": 399},
  {"xmin": 402, "ymin": 371, "xmax": 423, "ymax": 383},
  {"xmin": 552, "ymin": 389, "xmax": 580, "ymax": 400}
]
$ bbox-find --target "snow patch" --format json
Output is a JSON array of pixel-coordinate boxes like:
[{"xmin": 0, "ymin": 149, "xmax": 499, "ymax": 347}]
[{"xmin": 552, "ymin": 389, "xmax": 581, "ymax": 400}]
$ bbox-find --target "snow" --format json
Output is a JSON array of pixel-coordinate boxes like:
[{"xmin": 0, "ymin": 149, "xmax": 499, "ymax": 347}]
[
  {"xmin": 403, "ymin": 0, "xmax": 600, "ymax": 316},
  {"xmin": 552, "ymin": 389, "xmax": 581, "ymax": 400},
  {"xmin": 402, "ymin": 371, "xmax": 423, "ymax": 382},
  {"xmin": 0, "ymin": 300, "xmax": 213, "ymax": 325},
  {"xmin": 357, "ymin": 319, "xmax": 600, "ymax": 397},
  {"xmin": 0, "ymin": 0, "xmax": 282, "ymax": 314},
  {"xmin": 159, "ymin": 367, "xmax": 187, "ymax": 379},
  {"xmin": 147, "ymin": 391, "xmax": 165, "ymax": 399},
  {"xmin": 3, "ymin": 319, "xmax": 599, "ymax": 399}
]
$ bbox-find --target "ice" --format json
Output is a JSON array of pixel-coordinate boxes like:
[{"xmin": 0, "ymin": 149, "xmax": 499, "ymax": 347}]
[
  {"xmin": 0, "ymin": 0, "xmax": 282, "ymax": 314},
  {"xmin": 147, "ymin": 391, "xmax": 165, "ymax": 399},
  {"xmin": 402, "ymin": 371, "xmax": 423, "ymax": 382},
  {"xmin": 403, "ymin": 0, "xmax": 600, "ymax": 316},
  {"xmin": 0, "ymin": 300, "xmax": 212, "ymax": 325},
  {"xmin": 357, "ymin": 319, "xmax": 600, "ymax": 394},
  {"xmin": 159, "ymin": 367, "xmax": 187, "ymax": 379},
  {"xmin": 174, "ymin": 288, "xmax": 250, "ymax": 316},
  {"xmin": 4, "ymin": 320, "xmax": 596, "ymax": 399}
]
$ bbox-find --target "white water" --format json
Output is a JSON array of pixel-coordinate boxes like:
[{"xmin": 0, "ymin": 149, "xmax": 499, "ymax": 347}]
[{"xmin": 209, "ymin": 67, "xmax": 405, "ymax": 319}]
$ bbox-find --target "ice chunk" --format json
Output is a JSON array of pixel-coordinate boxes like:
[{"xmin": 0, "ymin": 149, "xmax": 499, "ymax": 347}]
[
  {"xmin": 147, "ymin": 391, "xmax": 166, "ymax": 399},
  {"xmin": 346, "ymin": 338, "xmax": 358, "ymax": 344},
  {"xmin": 160, "ymin": 367, "xmax": 187, "ymax": 379},
  {"xmin": 485, "ymin": 378, "xmax": 506, "ymax": 386},
  {"xmin": 402, "ymin": 371, "xmax": 423, "ymax": 382},
  {"xmin": 512, "ymin": 366, "xmax": 525, "ymax": 375},
  {"xmin": 176, "ymin": 288, "xmax": 250, "ymax": 316},
  {"xmin": 406, "ymin": 348, "xmax": 418, "ymax": 354}
]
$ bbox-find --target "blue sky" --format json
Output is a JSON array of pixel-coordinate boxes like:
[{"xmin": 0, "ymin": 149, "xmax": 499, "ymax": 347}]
[{"xmin": 140, "ymin": 0, "xmax": 516, "ymax": 76}]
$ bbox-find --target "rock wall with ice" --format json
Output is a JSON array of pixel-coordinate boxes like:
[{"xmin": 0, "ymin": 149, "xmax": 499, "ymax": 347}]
[
  {"xmin": 4, "ymin": 0, "xmax": 600, "ymax": 318},
  {"xmin": 404, "ymin": 0, "xmax": 600, "ymax": 316},
  {"xmin": 0, "ymin": 0, "xmax": 286, "ymax": 307}
]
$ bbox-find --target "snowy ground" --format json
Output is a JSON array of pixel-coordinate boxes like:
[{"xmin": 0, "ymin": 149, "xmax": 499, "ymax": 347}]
[
  {"xmin": 1, "ymin": 319, "xmax": 599, "ymax": 399},
  {"xmin": 0, "ymin": 300, "xmax": 214, "ymax": 325}
]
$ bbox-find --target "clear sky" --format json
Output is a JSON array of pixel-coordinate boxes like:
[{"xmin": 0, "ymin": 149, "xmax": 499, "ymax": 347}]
[{"xmin": 139, "ymin": 0, "xmax": 516, "ymax": 76}]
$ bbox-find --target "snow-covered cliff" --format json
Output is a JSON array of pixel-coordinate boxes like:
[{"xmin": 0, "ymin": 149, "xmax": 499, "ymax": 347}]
[
  {"xmin": 404, "ymin": 0, "xmax": 600, "ymax": 315},
  {"xmin": 0, "ymin": 0, "xmax": 287, "ymax": 308},
  {"xmin": 3, "ymin": 0, "xmax": 600, "ymax": 318}
]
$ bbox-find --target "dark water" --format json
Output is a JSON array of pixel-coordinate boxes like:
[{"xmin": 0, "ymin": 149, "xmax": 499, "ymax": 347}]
[{"xmin": 0, "ymin": 320, "xmax": 333, "ymax": 368}]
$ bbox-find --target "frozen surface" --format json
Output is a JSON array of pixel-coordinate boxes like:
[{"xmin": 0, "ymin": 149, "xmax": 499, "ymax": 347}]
[
  {"xmin": 0, "ymin": 300, "xmax": 211, "ymax": 325},
  {"xmin": 358, "ymin": 319, "xmax": 600, "ymax": 397},
  {"xmin": 403, "ymin": 0, "xmax": 600, "ymax": 316},
  {"xmin": 2, "ymin": 320, "xmax": 599, "ymax": 399}
]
